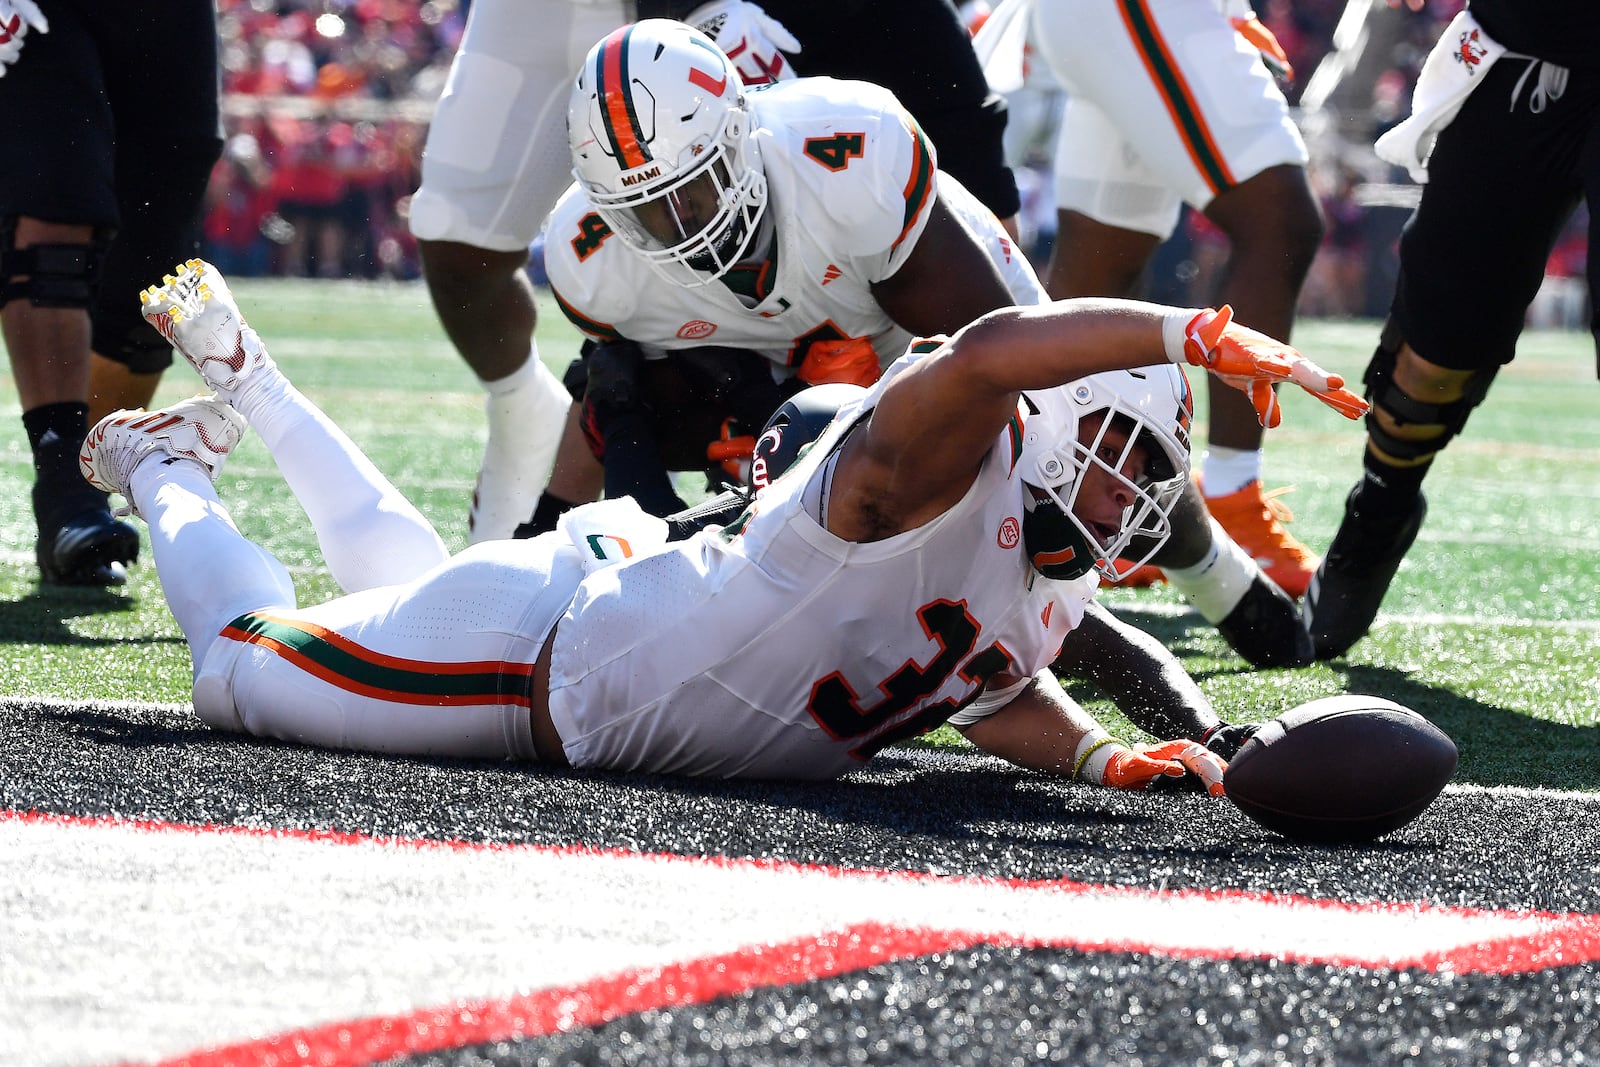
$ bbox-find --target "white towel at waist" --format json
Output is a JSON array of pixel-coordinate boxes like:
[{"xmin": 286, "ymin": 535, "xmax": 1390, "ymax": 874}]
[
  {"xmin": 1375, "ymin": 9, "xmax": 1506, "ymax": 183},
  {"xmin": 558, "ymin": 498, "xmax": 670, "ymax": 576}
]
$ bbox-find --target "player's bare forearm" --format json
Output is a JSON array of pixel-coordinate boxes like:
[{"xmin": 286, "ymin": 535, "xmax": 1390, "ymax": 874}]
[
  {"xmin": 959, "ymin": 664, "xmax": 1226, "ymax": 794},
  {"xmin": 955, "ymin": 299, "xmax": 1179, "ymax": 395},
  {"xmin": 868, "ymin": 299, "xmax": 1177, "ymax": 465},
  {"xmin": 957, "ymin": 672, "xmax": 1100, "ymax": 777}
]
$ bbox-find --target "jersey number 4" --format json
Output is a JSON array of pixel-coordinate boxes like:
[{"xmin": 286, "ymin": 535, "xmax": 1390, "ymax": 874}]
[
  {"xmin": 803, "ymin": 132, "xmax": 866, "ymax": 172},
  {"xmin": 571, "ymin": 213, "xmax": 614, "ymax": 262},
  {"xmin": 807, "ymin": 599, "xmax": 1014, "ymax": 760}
]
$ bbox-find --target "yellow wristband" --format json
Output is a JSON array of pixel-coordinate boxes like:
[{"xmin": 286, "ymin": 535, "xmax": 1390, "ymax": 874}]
[{"xmin": 1073, "ymin": 735, "xmax": 1118, "ymax": 781}]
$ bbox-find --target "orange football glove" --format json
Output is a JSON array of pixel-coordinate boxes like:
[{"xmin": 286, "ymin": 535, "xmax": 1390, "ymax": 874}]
[
  {"xmin": 1103, "ymin": 739, "xmax": 1228, "ymax": 797},
  {"xmin": 797, "ymin": 337, "xmax": 882, "ymax": 388},
  {"xmin": 1231, "ymin": 14, "xmax": 1294, "ymax": 84},
  {"xmin": 1078, "ymin": 734, "xmax": 1228, "ymax": 797},
  {"xmin": 706, "ymin": 419, "xmax": 756, "ymax": 484},
  {"xmin": 1171, "ymin": 305, "xmax": 1370, "ymax": 428}
]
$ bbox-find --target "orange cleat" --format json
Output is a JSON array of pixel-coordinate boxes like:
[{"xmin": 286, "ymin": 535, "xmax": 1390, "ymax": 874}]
[{"xmin": 1204, "ymin": 480, "xmax": 1318, "ymax": 599}]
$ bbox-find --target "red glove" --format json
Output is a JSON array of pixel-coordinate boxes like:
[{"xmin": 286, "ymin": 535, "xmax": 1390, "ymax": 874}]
[
  {"xmin": 1075, "ymin": 734, "xmax": 1228, "ymax": 797},
  {"xmin": 1166, "ymin": 305, "xmax": 1370, "ymax": 428}
]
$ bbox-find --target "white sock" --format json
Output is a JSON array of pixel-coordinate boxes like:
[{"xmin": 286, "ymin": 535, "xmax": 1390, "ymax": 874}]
[
  {"xmin": 1200, "ymin": 447, "xmax": 1262, "ymax": 497},
  {"xmin": 471, "ymin": 345, "xmax": 572, "ymax": 543},
  {"xmin": 1164, "ymin": 518, "xmax": 1256, "ymax": 623}
]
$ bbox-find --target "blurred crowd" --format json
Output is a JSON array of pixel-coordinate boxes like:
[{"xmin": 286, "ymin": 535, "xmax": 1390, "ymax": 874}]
[
  {"xmin": 208, "ymin": 0, "xmax": 1588, "ymax": 325},
  {"xmin": 204, "ymin": 0, "xmax": 463, "ymax": 280}
]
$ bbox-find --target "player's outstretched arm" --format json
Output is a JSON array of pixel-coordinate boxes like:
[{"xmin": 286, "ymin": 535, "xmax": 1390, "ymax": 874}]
[
  {"xmin": 958, "ymin": 672, "xmax": 1226, "ymax": 796},
  {"xmin": 830, "ymin": 298, "xmax": 1355, "ymax": 543},
  {"xmin": 837, "ymin": 299, "xmax": 1204, "ymax": 538}
]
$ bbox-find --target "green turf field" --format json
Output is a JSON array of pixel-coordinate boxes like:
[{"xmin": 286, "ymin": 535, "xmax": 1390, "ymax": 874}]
[{"xmin": 3, "ymin": 279, "xmax": 1596, "ymax": 790}]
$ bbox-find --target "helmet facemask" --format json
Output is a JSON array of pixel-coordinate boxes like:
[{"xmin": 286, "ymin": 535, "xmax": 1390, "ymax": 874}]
[
  {"xmin": 1017, "ymin": 369, "xmax": 1192, "ymax": 582},
  {"xmin": 591, "ymin": 112, "xmax": 766, "ymax": 286}
]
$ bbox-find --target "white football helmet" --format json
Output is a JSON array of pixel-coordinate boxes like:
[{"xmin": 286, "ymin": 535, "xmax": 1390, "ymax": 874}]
[
  {"xmin": 567, "ymin": 19, "xmax": 768, "ymax": 287},
  {"xmin": 1016, "ymin": 365, "xmax": 1193, "ymax": 581}
]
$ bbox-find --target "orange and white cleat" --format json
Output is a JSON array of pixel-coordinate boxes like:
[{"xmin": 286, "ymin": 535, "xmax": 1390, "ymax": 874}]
[
  {"xmin": 139, "ymin": 259, "xmax": 275, "ymax": 396},
  {"xmin": 1204, "ymin": 480, "xmax": 1318, "ymax": 599}
]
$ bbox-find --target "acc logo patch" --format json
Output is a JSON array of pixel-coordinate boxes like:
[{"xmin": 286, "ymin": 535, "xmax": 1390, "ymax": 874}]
[
  {"xmin": 998, "ymin": 516, "xmax": 1021, "ymax": 550},
  {"xmin": 677, "ymin": 320, "xmax": 718, "ymax": 341}
]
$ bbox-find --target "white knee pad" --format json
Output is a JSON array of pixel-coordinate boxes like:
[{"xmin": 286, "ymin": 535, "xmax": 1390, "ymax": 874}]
[
  {"xmin": 190, "ymin": 629, "xmax": 379, "ymax": 751},
  {"xmin": 191, "ymin": 632, "xmax": 248, "ymax": 734}
]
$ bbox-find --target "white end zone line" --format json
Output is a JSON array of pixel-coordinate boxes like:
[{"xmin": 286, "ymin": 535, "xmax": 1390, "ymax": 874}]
[
  {"xmin": 4, "ymin": 811, "xmax": 1598, "ymax": 1067},
  {"xmin": 1114, "ymin": 599, "xmax": 1600, "ymax": 634}
]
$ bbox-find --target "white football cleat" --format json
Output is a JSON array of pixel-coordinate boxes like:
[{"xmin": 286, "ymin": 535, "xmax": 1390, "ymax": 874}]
[
  {"xmin": 80, "ymin": 396, "xmax": 248, "ymax": 508},
  {"xmin": 139, "ymin": 259, "xmax": 274, "ymax": 394}
]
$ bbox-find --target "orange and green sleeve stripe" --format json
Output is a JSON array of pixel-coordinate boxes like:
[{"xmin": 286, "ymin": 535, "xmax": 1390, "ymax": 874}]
[
  {"xmin": 551, "ymin": 285, "xmax": 623, "ymax": 341},
  {"xmin": 892, "ymin": 117, "xmax": 937, "ymax": 253},
  {"xmin": 1004, "ymin": 407, "xmax": 1025, "ymax": 477}
]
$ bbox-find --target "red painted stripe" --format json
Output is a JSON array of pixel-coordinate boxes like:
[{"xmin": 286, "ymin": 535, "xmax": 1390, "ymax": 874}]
[
  {"xmin": 20, "ymin": 808, "xmax": 1600, "ymax": 974},
  {"xmin": 10, "ymin": 810, "xmax": 1596, "ymax": 1066},
  {"xmin": 138, "ymin": 924, "xmax": 969, "ymax": 1067}
]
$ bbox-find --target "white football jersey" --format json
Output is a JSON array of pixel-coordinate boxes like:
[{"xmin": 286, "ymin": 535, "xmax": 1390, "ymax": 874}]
[
  {"xmin": 543, "ymin": 76, "xmax": 1042, "ymax": 374},
  {"xmin": 546, "ymin": 346, "xmax": 1097, "ymax": 779}
]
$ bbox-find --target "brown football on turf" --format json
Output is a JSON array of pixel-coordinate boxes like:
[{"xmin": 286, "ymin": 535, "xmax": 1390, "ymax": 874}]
[{"xmin": 1224, "ymin": 695, "xmax": 1457, "ymax": 843}]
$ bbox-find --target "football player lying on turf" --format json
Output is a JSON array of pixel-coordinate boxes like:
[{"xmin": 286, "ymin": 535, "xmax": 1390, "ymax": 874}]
[
  {"xmin": 667, "ymin": 383, "xmax": 1267, "ymax": 762},
  {"xmin": 90, "ymin": 260, "xmax": 1364, "ymax": 786}
]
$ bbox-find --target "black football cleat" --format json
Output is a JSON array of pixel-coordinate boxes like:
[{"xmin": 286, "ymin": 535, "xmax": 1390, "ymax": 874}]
[
  {"xmin": 1214, "ymin": 572, "xmax": 1314, "ymax": 668},
  {"xmin": 1304, "ymin": 488, "xmax": 1428, "ymax": 660},
  {"xmin": 37, "ymin": 508, "xmax": 140, "ymax": 587}
]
